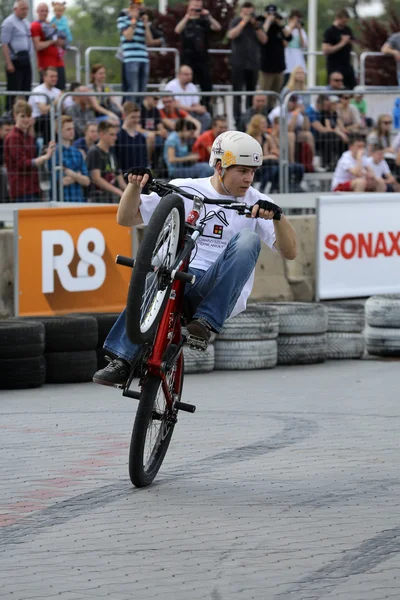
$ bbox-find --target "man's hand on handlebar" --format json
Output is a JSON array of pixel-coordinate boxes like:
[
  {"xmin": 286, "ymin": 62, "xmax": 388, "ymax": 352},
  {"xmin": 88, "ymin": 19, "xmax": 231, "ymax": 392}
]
[
  {"xmin": 248, "ymin": 199, "xmax": 283, "ymax": 221},
  {"xmin": 123, "ymin": 167, "xmax": 153, "ymax": 192}
]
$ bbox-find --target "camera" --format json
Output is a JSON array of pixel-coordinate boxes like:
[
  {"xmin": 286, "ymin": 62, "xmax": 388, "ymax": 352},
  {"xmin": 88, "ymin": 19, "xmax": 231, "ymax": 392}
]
[{"xmin": 194, "ymin": 7, "xmax": 202, "ymax": 12}]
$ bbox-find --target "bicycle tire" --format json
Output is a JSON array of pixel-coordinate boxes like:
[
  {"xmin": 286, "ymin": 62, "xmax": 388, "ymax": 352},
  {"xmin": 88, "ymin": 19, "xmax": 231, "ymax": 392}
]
[
  {"xmin": 129, "ymin": 351, "xmax": 184, "ymax": 487},
  {"xmin": 126, "ymin": 193, "xmax": 185, "ymax": 345}
]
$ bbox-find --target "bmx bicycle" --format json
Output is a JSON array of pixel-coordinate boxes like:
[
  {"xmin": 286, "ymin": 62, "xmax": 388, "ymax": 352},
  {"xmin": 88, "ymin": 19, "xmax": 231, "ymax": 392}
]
[{"xmin": 116, "ymin": 177, "xmax": 282, "ymax": 488}]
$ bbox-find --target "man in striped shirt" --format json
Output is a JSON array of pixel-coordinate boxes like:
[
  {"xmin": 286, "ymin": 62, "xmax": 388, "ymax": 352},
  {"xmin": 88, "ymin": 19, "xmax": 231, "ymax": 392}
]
[{"xmin": 117, "ymin": 0, "xmax": 155, "ymax": 105}]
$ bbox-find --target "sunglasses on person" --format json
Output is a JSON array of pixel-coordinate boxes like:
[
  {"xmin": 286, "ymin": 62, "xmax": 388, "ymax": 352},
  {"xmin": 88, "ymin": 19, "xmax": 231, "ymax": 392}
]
[
  {"xmin": 332, "ymin": 77, "xmax": 343, "ymax": 82},
  {"xmin": 383, "ymin": 120, "xmax": 392, "ymax": 124}
]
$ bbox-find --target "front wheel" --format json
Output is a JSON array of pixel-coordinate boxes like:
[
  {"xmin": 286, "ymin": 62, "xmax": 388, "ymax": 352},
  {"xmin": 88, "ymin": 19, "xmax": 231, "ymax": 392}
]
[
  {"xmin": 126, "ymin": 193, "xmax": 185, "ymax": 345},
  {"xmin": 129, "ymin": 351, "xmax": 184, "ymax": 487}
]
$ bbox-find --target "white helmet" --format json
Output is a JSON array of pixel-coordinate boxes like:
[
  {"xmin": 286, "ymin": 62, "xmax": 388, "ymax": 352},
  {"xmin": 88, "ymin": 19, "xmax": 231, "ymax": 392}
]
[{"xmin": 209, "ymin": 131, "xmax": 263, "ymax": 169}]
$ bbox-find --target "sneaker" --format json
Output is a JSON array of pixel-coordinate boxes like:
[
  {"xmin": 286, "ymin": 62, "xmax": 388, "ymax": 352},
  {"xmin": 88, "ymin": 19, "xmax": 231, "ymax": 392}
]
[
  {"xmin": 187, "ymin": 317, "xmax": 211, "ymax": 343},
  {"xmin": 93, "ymin": 357, "xmax": 130, "ymax": 388}
]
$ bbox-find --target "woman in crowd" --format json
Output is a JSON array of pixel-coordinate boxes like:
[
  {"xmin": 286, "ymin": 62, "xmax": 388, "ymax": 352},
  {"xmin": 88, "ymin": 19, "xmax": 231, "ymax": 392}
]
[
  {"xmin": 89, "ymin": 63, "xmax": 122, "ymax": 120},
  {"xmin": 283, "ymin": 10, "xmax": 308, "ymax": 87},
  {"xmin": 246, "ymin": 114, "xmax": 279, "ymax": 190},
  {"xmin": 336, "ymin": 94, "xmax": 364, "ymax": 135},
  {"xmin": 281, "ymin": 66, "xmax": 310, "ymax": 109}
]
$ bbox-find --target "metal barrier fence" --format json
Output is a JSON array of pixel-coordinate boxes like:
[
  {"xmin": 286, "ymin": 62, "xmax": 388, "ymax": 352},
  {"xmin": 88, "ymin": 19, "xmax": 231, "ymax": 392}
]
[
  {"xmin": 2, "ymin": 86, "xmax": 400, "ymax": 204},
  {"xmin": 84, "ymin": 46, "xmax": 180, "ymax": 87},
  {"xmin": 0, "ymin": 91, "xmax": 56, "ymax": 203},
  {"xmin": 0, "ymin": 44, "xmax": 82, "ymax": 88},
  {"xmin": 280, "ymin": 88, "xmax": 400, "ymax": 193}
]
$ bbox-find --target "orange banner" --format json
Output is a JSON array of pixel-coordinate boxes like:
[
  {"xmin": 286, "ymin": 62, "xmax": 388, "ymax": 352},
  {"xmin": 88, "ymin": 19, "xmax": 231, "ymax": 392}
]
[{"xmin": 15, "ymin": 205, "xmax": 132, "ymax": 316}]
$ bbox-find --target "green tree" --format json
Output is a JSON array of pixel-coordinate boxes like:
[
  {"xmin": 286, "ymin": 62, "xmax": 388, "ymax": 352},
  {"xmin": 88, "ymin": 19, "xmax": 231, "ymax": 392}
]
[{"xmin": 0, "ymin": 0, "xmax": 15, "ymax": 23}]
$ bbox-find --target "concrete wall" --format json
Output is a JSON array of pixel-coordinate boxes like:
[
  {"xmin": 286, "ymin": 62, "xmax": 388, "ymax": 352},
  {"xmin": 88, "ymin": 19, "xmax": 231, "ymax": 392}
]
[{"xmin": 0, "ymin": 215, "xmax": 316, "ymax": 317}]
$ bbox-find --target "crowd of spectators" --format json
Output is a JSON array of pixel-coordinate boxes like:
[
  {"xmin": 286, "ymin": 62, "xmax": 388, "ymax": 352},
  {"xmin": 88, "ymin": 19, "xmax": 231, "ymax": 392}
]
[{"xmin": 1, "ymin": 0, "xmax": 400, "ymax": 201}]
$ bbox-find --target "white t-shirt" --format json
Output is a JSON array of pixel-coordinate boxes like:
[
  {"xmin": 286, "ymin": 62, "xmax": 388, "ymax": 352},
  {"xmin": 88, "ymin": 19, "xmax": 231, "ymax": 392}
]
[
  {"xmin": 29, "ymin": 83, "xmax": 61, "ymax": 119},
  {"xmin": 164, "ymin": 78, "xmax": 200, "ymax": 108},
  {"xmin": 268, "ymin": 105, "xmax": 304, "ymax": 128},
  {"xmin": 366, "ymin": 156, "xmax": 391, "ymax": 179},
  {"xmin": 139, "ymin": 177, "xmax": 277, "ymax": 319},
  {"xmin": 331, "ymin": 150, "xmax": 370, "ymax": 190},
  {"xmin": 284, "ymin": 28, "xmax": 308, "ymax": 74}
]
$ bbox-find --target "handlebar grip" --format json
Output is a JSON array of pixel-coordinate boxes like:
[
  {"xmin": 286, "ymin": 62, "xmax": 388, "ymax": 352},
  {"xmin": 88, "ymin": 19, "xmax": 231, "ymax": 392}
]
[
  {"xmin": 116, "ymin": 255, "xmax": 135, "ymax": 268},
  {"xmin": 273, "ymin": 210, "xmax": 282, "ymax": 221},
  {"xmin": 173, "ymin": 270, "xmax": 196, "ymax": 284}
]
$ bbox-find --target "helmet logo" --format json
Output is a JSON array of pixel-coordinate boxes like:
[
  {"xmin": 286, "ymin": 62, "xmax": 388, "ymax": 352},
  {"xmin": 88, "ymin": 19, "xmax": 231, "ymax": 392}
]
[
  {"xmin": 213, "ymin": 137, "xmax": 224, "ymax": 155},
  {"xmin": 253, "ymin": 152, "xmax": 261, "ymax": 163},
  {"xmin": 222, "ymin": 150, "xmax": 236, "ymax": 168}
]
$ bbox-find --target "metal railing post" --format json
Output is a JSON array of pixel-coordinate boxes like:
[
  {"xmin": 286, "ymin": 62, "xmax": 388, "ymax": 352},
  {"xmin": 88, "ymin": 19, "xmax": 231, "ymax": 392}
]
[
  {"xmin": 84, "ymin": 46, "xmax": 181, "ymax": 86},
  {"xmin": 359, "ymin": 51, "xmax": 390, "ymax": 87},
  {"xmin": 68, "ymin": 46, "xmax": 82, "ymax": 82}
]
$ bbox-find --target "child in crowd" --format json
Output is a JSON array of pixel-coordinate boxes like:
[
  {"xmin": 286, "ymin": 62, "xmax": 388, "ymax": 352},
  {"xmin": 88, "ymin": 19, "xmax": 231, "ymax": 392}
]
[{"xmin": 51, "ymin": 2, "xmax": 73, "ymax": 45}]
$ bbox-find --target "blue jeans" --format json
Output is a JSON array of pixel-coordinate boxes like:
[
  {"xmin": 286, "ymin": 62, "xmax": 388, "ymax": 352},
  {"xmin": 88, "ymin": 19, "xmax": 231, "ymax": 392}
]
[
  {"xmin": 169, "ymin": 163, "xmax": 213, "ymax": 179},
  {"xmin": 124, "ymin": 61, "xmax": 149, "ymax": 104},
  {"xmin": 104, "ymin": 229, "xmax": 261, "ymax": 363}
]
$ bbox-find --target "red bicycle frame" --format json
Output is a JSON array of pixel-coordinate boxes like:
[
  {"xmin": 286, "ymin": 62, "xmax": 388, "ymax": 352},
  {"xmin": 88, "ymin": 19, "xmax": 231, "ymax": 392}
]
[{"xmin": 144, "ymin": 206, "xmax": 201, "ymax": 408}]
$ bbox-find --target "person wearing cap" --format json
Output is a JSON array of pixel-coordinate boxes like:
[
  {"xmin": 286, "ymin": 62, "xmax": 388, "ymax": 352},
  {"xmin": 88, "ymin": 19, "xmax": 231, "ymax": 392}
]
[
  {"xmin": 92, "ymin": 130, "xmax": 297, "ymax": 387},
  {"xmin": 259, "ymin": 4, "xmax": 293, "ymax": 110},
  {"xmin": 117, "ymin": 0, "xmax": 155, "ymax": 105}
]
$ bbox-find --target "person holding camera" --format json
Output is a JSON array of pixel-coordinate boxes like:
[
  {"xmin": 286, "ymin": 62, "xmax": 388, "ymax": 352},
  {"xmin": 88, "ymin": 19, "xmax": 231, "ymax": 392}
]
[
  {"xmin": 174, "ymin": 0, "xmax": 221, "ymax": 110},
  {"xmin": 1, "ymin": 0, "xmax": 33, "ymax": 112},
  {"xmin": 258, "ymin": 4, "xmax": 292, "ymax": 110},
  {"xmin": 228, "ymin": 2, "xmax": 267, "ymax": 125},
  {"xmin": 117, "ymin": 0, "xmax": 155, "ymax": 105},
  {"xmin": 284, "ymin": 10, "xmax": 308, "ymax": 87}
]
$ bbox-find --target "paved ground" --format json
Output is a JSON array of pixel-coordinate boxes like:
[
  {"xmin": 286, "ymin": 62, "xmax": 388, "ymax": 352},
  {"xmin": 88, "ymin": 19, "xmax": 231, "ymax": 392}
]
[{"xmin": 1, "ymin": 359, "xmax": 400, "ymax": 600}]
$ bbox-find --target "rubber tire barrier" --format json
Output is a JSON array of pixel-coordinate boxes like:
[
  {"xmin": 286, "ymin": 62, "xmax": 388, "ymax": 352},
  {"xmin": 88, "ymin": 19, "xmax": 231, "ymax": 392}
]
[
  {"xmin": 183, "ymin": 344, "xmax": 215, "ymax": 374},
  {"xmin": 45, "ymin": 350, "xmax": 98, "ymax": 383},
  {"xmin": 0, "ymin": 320, "xmax": 45, "ymax": 359},
  {"xmin": 326, "ymin": 332, "xmax": 365, "ymax": 359},
  {"xmin": 71, "ymin": 312, "xmax": 119, "ymax": 347},
  {"xmin": 265, "ymin": 302, "xmax": 328, "ymax": 335},
  {"xmin": 277, "ymin": 334, "xmax": 327, "ymax": 365},
  {"xmin": 218, "ymin": 306, "xmax": 279, "ymax": 341},
  {"xmin": 215, "ymin": 339, "xmax": 277, "ymax": 370},
  {"xmin": 365, "ymin": 326, "xmax": 400, "ymax": 357},
  {"xmin": 366, "ymin": 295, "xmax": 400, "ymax": 328},
  {"xmin": 27, "ymin": 316, "xmax": 98, "ymax": 352},
  {"xmin": 325, "ymin": 302, "xmax": 365, "ymax": 333},
  {"xmin": 0, "ymin": 356, "xmax": 46, "ymax": 389}
]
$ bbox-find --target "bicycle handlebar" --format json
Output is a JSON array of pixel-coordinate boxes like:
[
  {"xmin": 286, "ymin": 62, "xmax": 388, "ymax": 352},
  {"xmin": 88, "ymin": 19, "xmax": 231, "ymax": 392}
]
[{"xmin": 148, "ymin": 179, "xmax": 282, "ymax": 220}]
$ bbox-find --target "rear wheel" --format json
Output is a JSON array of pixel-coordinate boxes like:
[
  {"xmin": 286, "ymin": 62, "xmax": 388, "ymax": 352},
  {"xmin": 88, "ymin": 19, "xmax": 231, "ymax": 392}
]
[
  {"xmin": 129, "ymin": 351, "xmax": 184, "ymax": 487},
  {"xmin": 126, "ymin": 193, "xmax": 185, "ymax": 345}
]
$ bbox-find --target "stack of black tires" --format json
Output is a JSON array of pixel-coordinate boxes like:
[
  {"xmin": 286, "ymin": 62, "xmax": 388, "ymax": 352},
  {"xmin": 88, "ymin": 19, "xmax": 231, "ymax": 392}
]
[
  {"xmin": 0, "ymin": 314, "xmax": 120, "ymax": 390},
  {"xmin": 0, "ymin": 320, "xmax": 46, "ymax": 389}
]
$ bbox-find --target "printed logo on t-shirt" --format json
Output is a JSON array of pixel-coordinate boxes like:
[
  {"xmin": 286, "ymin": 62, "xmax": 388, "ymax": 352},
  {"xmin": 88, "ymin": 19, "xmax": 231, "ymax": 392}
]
[{"xmin": 201, "ymin": 209, "xmax": 229, "ymax": 239}]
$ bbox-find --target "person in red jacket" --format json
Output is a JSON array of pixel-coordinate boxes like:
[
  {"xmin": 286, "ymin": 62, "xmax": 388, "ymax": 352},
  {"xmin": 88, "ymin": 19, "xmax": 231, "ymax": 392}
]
[
  {"xmin": 4, "ymin": 101, "xmax": 55, "ymax": 201},
  {"xmin": 31, "ymin": 3, "xmax": 66, "ymax": 89},
  {"xmin": 192, "ymin": 115, "xmax": 228, "ymax": 162}
]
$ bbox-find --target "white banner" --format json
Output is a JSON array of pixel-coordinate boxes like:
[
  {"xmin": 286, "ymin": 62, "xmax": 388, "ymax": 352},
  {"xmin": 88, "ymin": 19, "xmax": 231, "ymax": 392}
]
[{"xmin": 316, "ymin": 194, "xmax": 400, "ymax": 300}]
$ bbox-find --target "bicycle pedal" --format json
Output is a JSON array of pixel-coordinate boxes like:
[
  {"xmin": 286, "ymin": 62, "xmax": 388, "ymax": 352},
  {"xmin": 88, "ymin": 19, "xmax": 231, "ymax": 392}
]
[{"xmin": 186, "ymin": 334, "xmax": 208, "ymax": 351}]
